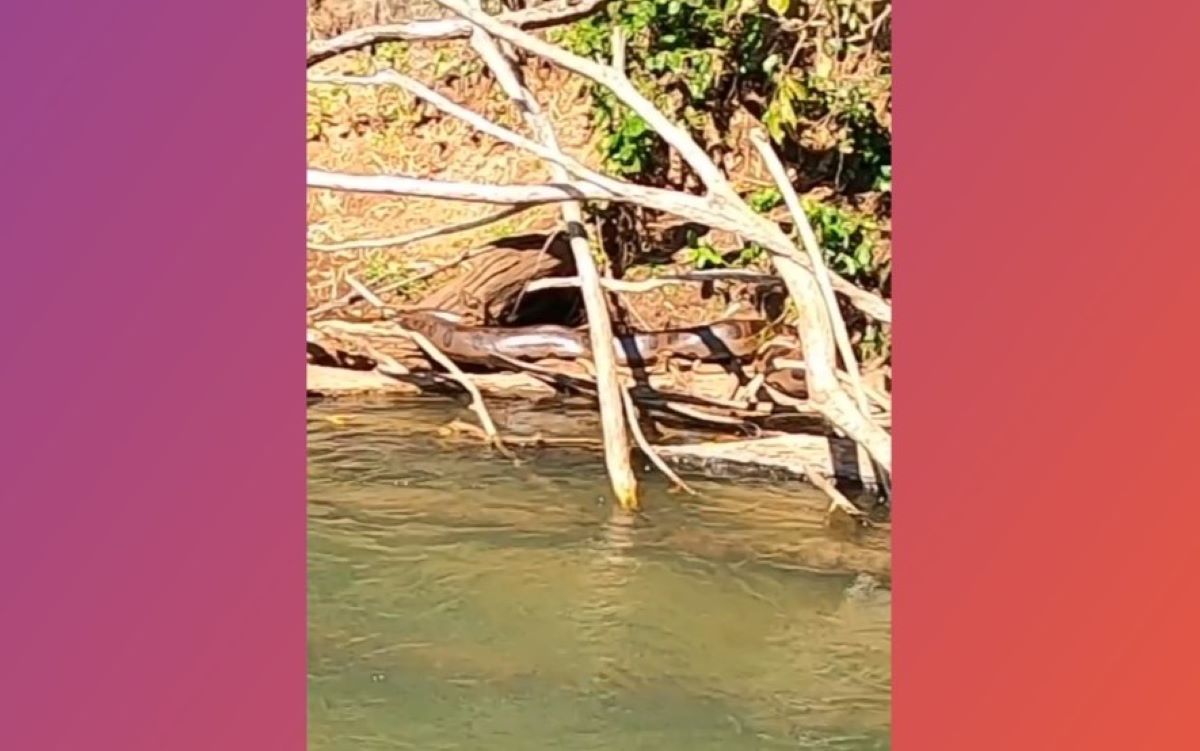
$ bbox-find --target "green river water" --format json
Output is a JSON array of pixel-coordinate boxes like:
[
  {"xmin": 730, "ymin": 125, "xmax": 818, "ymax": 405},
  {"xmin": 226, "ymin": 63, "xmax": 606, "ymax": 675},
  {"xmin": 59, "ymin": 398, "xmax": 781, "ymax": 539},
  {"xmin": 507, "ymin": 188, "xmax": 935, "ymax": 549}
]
[{"xmin": 308, "ymin": 400, "xmax": 891, "ymax": 750}]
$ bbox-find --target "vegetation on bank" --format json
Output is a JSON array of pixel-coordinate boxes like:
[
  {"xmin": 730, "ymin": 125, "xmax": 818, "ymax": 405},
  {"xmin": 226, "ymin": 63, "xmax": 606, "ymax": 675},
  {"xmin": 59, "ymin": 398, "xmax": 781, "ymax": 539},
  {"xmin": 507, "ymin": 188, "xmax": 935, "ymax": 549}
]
[{"xmin": 552, "ymin": 0, "xmax": 891, "ymax": 360}]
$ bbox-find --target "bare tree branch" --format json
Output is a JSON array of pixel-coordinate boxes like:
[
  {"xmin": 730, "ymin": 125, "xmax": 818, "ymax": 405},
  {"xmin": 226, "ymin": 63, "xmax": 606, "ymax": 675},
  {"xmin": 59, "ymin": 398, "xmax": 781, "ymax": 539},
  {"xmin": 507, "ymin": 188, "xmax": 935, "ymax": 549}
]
[
  {"xmin": 307, "ymin": 62, "xmax": 891, "ymax": 324},
  {"xmin": 752, "ymin": 130, "xmax": 868, "ymax": 408},
  {"xmin": 621, "ymin": 387, "xmax": 697, "ymax": 496},
  {"xmin": 309, "ymin": 168, "xmax": 608, "ymax": 203},
  {"xmin": 306, "ymin": 204, "xmax": 530, "ymax": 253},
  {"xmin": 307, "ymin": 0, "xmax": 611, "ymax": 67},
  {"xmin": 523, "ymin": 269, "xmax": 781, "ymax": 295},
  {"xmin": 803, "ymin": 465, "xmax": 864, "ymax": 518},
  {"xmin": 344, "ymin": 276, "xmax": 512, "ymax": 457},
  {"xmin": 752, "ymin": 130, "xmax": 891, "ymax": 494},
  {"xmin": 307, "ymin": 244, "xmax": 501, "ymax": 319},
  {"xmin": 306, "ymin": 169, "xmax": 891, "ymax": 322}
]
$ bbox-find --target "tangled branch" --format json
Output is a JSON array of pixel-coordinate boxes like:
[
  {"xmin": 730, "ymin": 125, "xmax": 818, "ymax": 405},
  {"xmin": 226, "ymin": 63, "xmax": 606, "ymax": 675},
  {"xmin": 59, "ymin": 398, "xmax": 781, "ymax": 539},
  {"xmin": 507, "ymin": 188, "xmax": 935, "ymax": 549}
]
[{"xmin": 307, "ymin": 0, "xmax": 612, "ymax": 66}]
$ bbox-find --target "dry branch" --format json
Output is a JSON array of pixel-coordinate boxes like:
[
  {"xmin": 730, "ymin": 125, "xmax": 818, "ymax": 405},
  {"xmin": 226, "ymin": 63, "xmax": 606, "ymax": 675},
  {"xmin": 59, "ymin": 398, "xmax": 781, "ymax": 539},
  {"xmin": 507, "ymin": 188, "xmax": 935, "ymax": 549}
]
[
  {"xmin": 523, "ymin": 270, "xmax": 780, "ymax": 295},
  {"xmin": 305, "ymin": 84, "xmax": 889, "ymax": 323},
  {"xmin": 306, "ymin": 205, "xmax": 530, "ymax": 253},
  {"xmin": 308, "ymin": 70, "xmax": 625, "ymax": 193},
  {"xmin": 751, "ymin": 130, "xmax": 891, "ymax": 494},
  {"xmin": 308, "ymin": 169, "xmax": 607, "ymax": 202},
  {"xmin": 803, "ymin": 465, "xmax": 864, "ymax": 518},
  {"xmin": 427, "ymin": 0, "xmax": 890, "ymax": 474},
  {"xmin": 344, "ymin": 276, "xmax": 511, "ymax": 456},
  {"xmin": 751, "ymin": 131, "xmax": 870, "ymax": 417},
  {"xmin": 459, "ymin": 0, "xmax": 639, "ymax": 509},
  {"xmin": 620, "ymin": 387, "xmax": 697, "ymax": 496},
  {"xmin": 306, "ymin": 0, "xmax": 611, "ymax": 66}
]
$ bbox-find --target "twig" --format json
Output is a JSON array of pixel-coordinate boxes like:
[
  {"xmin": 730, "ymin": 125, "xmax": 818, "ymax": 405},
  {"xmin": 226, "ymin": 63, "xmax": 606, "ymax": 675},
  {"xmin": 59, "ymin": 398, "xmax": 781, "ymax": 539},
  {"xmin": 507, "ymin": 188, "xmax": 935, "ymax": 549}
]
[
  {"xmin": 306, "ymin": 5, "xmax": 892, "ymax": 493},
  {"xmin": 308, "ymin": 70, "xmax": 624, "ymax": 193},
  {"xmin": 523, "ymin": 270, "xmax": 780, "ymax": 295},
  {"xmin": 358, "ymin": 342, "xmax": 410, "ymax": 376},
  {"xmin": 306, "ymin": 205, "xmax": 530, "ymax": 252},
  {"xmin": 430, "ymin": 0, "xmax": 890, "ymax": 475},
  {"xmin": 735, "ymin": 372, "xmax": 766, "ymax": 404},
  {"xmin": 308, "ymin": 244, "xmax": 508, "ymax": 319},
  {"xmin": 611, "ymin": 25, "xmax": 627, "ymax": 77},
  {"xmin": 773, "ymin": 357, "xmax": 892, "ymax": 414},
  {"xmin": 304, "ymin": 98, "xmax": 891, "ymax": 322},
  {"xmin": 343, "ymin": 276, "xmax": 512, "ymax": 457},
  {"xmin": 803, "ymin": 465, "xmax": 863, "ymax": 518},
  {"xmin": 620, "ymin": 387, "xmax": 697, "ymax": 495},
  {"xmin": 507, "ymin": 229, "xmax": 562, "ymax": 318},
  {"xmin": 306, "ymin": 0, "xmax": 612, "ymax": 66},
  {"xmin": 435, "ymin": 0, "xmax": 732, "ymax": 193}
]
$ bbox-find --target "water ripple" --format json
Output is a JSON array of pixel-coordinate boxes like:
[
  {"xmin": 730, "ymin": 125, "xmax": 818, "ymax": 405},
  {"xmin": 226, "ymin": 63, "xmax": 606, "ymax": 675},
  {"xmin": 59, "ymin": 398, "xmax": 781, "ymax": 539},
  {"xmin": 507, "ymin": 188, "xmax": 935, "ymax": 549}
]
[{"xmin": 309, "ymin": 399, "xmax": 890, "ymax": 750}]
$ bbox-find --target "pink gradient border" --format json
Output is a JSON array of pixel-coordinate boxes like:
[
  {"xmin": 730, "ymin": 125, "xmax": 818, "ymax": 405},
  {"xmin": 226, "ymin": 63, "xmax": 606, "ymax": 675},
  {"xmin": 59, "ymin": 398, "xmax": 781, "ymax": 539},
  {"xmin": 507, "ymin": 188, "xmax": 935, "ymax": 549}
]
[{"xmin": 0, "ymin": 0, "xmax": 304, "ymax": 748}]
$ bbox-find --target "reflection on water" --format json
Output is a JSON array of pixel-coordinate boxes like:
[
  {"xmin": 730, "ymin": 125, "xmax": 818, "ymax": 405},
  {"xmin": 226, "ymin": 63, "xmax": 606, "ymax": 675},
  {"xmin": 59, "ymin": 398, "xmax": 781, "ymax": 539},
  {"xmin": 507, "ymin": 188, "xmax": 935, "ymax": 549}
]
[{"xmin": 309, "ymin": 400, "xmax": 891, "ymax": 750}]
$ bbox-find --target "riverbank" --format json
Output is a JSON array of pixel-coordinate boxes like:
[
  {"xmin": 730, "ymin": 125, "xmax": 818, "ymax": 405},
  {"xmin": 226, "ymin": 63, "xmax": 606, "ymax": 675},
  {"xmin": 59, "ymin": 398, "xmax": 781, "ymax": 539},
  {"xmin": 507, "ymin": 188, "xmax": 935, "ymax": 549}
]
[
  {"xmin": 306, "ymin": 1, "xmax": 892, "ymax": 514},
  {"xmin": 310, "ymin": 371, "xmax": 886, "ymax": 531}
]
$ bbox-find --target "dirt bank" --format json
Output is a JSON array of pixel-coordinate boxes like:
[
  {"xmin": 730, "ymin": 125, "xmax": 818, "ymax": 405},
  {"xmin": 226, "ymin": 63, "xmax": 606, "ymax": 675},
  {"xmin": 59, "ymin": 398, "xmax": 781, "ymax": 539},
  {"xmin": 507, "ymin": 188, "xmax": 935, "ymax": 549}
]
[{"xmin": 306, "ymin": 0, "xmax": 776, "ymax": 329}]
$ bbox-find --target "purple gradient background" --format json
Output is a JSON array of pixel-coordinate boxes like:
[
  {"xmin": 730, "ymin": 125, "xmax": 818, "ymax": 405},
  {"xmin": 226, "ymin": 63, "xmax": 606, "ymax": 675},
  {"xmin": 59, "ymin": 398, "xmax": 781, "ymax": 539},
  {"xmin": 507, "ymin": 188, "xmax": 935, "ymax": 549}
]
[
  {"xmin": 2, "ymin": 0, "xmax": 1199, "ymax": 748},
  {"xmin": 0, "ymin": 1, "xmax": 303, "ymax": 748}
]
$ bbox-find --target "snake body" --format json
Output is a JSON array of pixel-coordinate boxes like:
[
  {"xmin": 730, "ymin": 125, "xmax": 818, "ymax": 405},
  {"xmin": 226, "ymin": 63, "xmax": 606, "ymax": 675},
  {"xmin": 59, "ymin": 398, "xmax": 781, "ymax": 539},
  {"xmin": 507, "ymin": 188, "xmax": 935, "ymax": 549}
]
[{"xmin": 393, "ymin": 310, "xmax": 768, "ymax": 367}]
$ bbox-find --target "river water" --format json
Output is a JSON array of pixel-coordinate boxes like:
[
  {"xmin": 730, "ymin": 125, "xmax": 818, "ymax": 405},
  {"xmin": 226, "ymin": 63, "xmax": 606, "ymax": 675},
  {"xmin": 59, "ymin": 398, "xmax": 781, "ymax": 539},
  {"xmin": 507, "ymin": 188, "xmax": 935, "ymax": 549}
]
[{"xmin": 308, "ymin": 399, "xmax": 891, "ymax": 750}]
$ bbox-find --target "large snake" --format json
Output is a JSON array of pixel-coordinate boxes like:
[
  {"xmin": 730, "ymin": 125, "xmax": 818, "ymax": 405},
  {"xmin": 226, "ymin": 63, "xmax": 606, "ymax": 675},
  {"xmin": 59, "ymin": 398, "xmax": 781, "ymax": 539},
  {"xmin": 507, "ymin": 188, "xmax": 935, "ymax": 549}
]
[{"xmin": 392, "ymin": 309, "xmax": 770, "ymax": 367}]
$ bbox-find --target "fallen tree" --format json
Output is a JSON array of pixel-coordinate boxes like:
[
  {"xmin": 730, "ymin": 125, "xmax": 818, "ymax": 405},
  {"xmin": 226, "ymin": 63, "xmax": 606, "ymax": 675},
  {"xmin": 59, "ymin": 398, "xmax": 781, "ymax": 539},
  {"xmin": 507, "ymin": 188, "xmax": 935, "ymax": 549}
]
[{"xmin": 306, "ymin": 0, "xmax": 893, "ymax": 513}]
